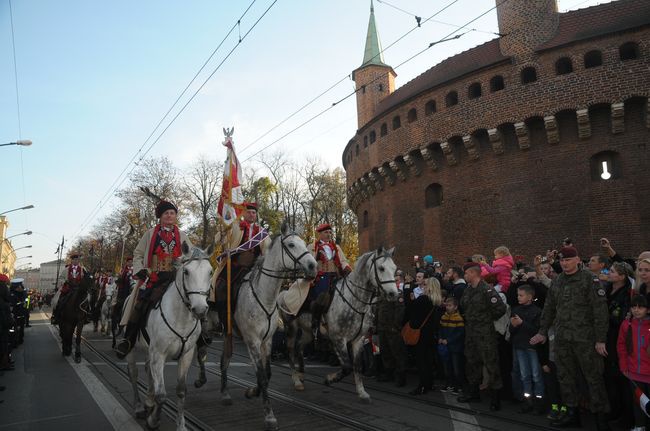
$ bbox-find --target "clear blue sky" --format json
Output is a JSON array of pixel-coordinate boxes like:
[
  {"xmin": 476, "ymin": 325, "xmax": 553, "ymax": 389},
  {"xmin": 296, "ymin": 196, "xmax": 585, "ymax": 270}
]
[{"xmin": 0, "ymin": 0, "xmax": 607, "ymax": 268}]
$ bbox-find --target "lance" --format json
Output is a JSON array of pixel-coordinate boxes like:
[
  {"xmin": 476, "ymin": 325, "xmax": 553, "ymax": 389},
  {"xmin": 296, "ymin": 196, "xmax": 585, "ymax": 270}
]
[{"xmin": 53, "ymin": 236, "xmax": 64, "ymax": 291}]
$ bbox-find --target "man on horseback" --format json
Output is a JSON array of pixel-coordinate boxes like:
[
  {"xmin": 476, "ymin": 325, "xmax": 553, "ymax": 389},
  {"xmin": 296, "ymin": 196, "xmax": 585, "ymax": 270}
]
[
  {"xmin": 309, "ymin": 223, "xmax": 351, "ymax": 332},
  {"xmin": 210, "ymin": 202, "xmax": 271, "ymax": 336},
  {"xmin": 113, "ymin": 256, "xmax": 133, "ymax": 313},
  {"xmin": 51, "ymin": 254, "xmax": 86, "ymax": 325},
  {"xmin": 114, "ymin": 199, "xmax": 191, "ymax": 359}
]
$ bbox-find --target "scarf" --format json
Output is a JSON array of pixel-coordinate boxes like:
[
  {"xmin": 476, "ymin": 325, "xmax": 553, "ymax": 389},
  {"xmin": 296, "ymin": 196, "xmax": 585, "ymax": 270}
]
[{"xmin": 146, "ymin": 224, "xmax": 182, "ymax": 269}]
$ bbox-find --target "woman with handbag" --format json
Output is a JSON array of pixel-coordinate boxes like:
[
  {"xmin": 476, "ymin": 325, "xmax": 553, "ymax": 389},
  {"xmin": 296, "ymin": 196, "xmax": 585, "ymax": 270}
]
[{"xmin": 403, "ymin": 275, "xmax": 443, "ymax": 395}]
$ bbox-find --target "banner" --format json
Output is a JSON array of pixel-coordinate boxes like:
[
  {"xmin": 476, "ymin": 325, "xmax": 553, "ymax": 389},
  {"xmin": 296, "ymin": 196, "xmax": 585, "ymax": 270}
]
[{"xmin": 217, "ymin": 128, "xmax": 244, "ymax": 225}]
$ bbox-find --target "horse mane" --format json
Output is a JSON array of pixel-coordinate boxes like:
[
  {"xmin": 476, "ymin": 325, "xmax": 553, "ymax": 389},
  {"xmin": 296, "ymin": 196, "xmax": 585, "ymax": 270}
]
[
  {"xmin": 354, "ymin": 250, "xmax": 375, "ymax": 279},
  {"xmin": 175, "ymin": 246, "xmax": 210, "ymax": 268}
]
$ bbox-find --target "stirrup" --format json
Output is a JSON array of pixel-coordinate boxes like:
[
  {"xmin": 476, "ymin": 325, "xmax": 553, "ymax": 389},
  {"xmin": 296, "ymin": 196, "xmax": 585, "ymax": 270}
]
[{"xmin": 114, "ymin": 339, "xmax": 131, "ymax": 359}]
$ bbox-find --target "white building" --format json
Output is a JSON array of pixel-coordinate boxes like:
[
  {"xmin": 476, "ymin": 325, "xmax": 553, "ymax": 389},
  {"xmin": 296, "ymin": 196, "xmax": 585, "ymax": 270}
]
[
  {"xmin": 13, "ymin": 268, "xmax": 40, "ymax": 291},
  {"xmin": 39, "ymin": 260, "xmax": 65, "ymax": 292}
]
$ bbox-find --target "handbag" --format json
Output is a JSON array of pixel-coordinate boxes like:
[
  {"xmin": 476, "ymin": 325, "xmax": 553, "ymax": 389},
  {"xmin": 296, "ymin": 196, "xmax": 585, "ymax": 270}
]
[{"xmin": 401, "ymin": 308, "xmax": 434, "ymax": 346}]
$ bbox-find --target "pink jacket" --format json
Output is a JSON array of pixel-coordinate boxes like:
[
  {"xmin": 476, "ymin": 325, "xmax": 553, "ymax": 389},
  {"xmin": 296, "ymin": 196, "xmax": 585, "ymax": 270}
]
[
  {"xmin": 617, "ymin": 317, "xmax": 650, "ymax": 384},
  {"xmin": 481, "ymin": 255, "xmax": 514, "ymax": 292}
]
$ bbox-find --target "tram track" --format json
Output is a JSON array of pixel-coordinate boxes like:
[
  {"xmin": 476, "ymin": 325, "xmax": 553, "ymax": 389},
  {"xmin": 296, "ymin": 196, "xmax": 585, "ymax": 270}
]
[{"xmin": 206, "ymin": 343, "xmax": 560, "ymax": 431}]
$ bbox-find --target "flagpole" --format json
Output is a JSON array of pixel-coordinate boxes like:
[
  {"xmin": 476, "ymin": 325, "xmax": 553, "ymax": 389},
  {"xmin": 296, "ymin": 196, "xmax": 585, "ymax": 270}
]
[{"xmin": 54, "ymin": 236, "xmax": 64, "ymax": 291}]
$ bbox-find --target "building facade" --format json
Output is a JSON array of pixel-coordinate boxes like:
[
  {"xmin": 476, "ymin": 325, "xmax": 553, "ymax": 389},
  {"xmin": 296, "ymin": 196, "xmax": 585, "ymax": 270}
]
[
  {"xmin": 14, "ymin": 268, "xmax": 40, "ymax": 292},
  {"xmin": 343, "ymin": 0, "xmax": 650, "ymax": 268},
  {"xmin": 39, "ymin": 260, "xmax": 65, "ymax": 292},
  {"xmin": 0, "ymin": 216, "xmax": 17, "ymax": 278}
]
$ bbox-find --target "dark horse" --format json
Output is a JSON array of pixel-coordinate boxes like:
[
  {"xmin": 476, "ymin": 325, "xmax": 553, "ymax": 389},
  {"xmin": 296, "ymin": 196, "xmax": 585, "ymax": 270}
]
[{"xmin": 58, "ymin": 272, "xmax": 93, "ymax": 363}]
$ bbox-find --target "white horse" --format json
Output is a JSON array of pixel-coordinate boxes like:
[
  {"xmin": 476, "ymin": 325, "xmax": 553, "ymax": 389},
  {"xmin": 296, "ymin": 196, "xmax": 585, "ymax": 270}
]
[
  {"xmin": 100, "ymin": 278, "xmax": 116, "ymax": 335},
  {"xmin": 126, "ymin": 242, "xmax": 213, "ymax": 431},
  {"xmin": 212, "ymin": 221, "xmax": 317, "ymax": 431},
  {"xmin": 282, "ymin": 246, "xmax": 398, "ymax": 403}
]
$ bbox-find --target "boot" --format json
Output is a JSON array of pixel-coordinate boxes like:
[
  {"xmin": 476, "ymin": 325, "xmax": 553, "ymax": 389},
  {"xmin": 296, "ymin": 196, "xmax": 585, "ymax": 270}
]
[
  {"xmin": 114, "ymin": 322, "xmax": 138, "ymax": 359},
  {"xmin": 519, "ymin": 396, "xmax": 533, "ymax": 413},
  {"xmin": 547, "ymin": 404, "xmax": 561, "ymax": 420},
  {"xmin": 595, "ymin": 413, "xmax": 611, "ymax": 431},
  {"xmin": 457, "ymin": 385, "xmax": 480, "ymax": 403},
  {"xmin": 551, "ymin": 406, "xmax": 580, "ymax": 428},
  {"xmin": 489, "ymin": 389, "xmax": 501, "ymax": 411}
]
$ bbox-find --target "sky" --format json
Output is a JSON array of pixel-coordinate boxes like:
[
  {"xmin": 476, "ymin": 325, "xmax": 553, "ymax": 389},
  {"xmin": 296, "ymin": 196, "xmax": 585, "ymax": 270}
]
[{"xmin": 0, "ymin": 0, "xmax": 609, "ymax": 268}]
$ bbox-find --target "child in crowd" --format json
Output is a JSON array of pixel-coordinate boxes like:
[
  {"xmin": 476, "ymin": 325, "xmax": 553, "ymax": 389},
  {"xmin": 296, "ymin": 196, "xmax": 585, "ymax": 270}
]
[
  {"xmin": 510, "ymin": 284, "xmax": 544, "ymax": 413},
  {"xmin": 439, "ymin": 296, "xmax": 465, "ymax": 394},
  {"xmin": 617, "ymin": 295, "xmax": 650, "ymax": 431},
  {"xmin": 480, "ymin": 246, "xmax": 515, "ymax": 293}
]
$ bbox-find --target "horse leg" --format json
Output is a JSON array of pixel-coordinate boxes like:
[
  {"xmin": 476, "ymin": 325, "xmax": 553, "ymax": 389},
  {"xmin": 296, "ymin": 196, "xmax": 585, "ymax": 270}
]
[
  {"xmin": 246, "ymin": 345, "xmax": 277, "ymax": 431},
  {"xmin": 194, "ymin": 344, "xmax": 208, "ymax": 388},
  {"xmin": 74, "ymin": 319, "xmax": 83, "ymax": 363},
  {"xmin": 351, "ymin": 338, "xmax": 371, "ymax": 403},
  {"xmin": 127, "ymin": 350, "xmax": 146, "ymax": 418},
  {"xmin": 175, "ymin": 348, "xmax": 194, "ymax": 431},
  {"xmin": 285, "ymin": 319, "xmax": 303, "ymax": 391},
  {"xmin": 147, "ymin": 353, "xmax": 166, "ymax": 429},
  {"xmin": 297, "ymin": 319, "xmax": 312, "ymax": 386},
  {"xmin": 324, "ymin": 338, "xmax": 352, "ymax": 386},
  {"xmin": 220, "ymin": 348, "xmax": 233, "ymax": 406}
]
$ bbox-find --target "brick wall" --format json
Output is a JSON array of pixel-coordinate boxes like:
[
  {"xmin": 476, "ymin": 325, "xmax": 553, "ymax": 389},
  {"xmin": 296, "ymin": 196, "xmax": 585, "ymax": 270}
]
[
  {"xmin": 353, "ymin": 65, "xmax": 396, "ymax": 129},
  {"xmin": 496, "ymin": 0, "xmax": 559, "ymax": 58}
]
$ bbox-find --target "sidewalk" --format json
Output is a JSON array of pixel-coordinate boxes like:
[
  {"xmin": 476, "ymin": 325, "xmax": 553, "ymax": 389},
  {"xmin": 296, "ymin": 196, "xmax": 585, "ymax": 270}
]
[{"xmin": 0, "ymin": 311, "xmax": 136, "ymax": 431}]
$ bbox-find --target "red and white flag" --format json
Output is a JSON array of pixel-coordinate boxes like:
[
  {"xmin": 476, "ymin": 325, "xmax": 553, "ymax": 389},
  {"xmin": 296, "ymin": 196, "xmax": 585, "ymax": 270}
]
[
  {"xmin": 634, "ymin": 386, "xmax": 650, "ymax": 418},
  {"xmin": 217, "ymin": 129, "xmax": 244, "ymax": 225}
]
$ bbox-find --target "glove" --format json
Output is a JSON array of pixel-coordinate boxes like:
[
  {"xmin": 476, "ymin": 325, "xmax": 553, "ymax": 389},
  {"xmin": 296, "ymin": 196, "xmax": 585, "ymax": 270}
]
[{"xmin": 135, "ymin": 269, "xmax": 149, "ymax": 280}]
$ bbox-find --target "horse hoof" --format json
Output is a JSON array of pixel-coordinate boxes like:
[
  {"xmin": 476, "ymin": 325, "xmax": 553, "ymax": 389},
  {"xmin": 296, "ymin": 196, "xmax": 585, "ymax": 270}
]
[
  {"xmin": 264, "ymin": 417, "xmax": 279, "ymax": 431},
  {"xmin": 323, "ymin": 378, "xmax": 331, "ymax": 387},
  {"xmin": 244, "ymin": 387, "xmax": 257, "ymax": 399},
  {"xmin": 359, "ymin": 395, "xmax": 371, "ymax": 404},
  {"xmin": 294, "ymin": 382, "xmax": 305, "ymax": 391},
  {"xmin": 135, "ymin": 408, "xmax": 147, "ymax": 419},
  {"xmin": 74, "ymin": 355, "xmax": 81, "ymax": 364},
  {"xmin": 194, "ymin": 377, "xmax": 207, "ymax": 389},
  {"xmin": 146, "ymin": 418, "xmax": 160, "ymax": 430},
  {"xmin": 221, "ymin": 395, "xmax": 233, "ymax": 406}
]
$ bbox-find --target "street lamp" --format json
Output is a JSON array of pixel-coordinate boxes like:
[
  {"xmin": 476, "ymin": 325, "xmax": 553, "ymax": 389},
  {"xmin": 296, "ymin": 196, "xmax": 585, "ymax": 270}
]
[
  {"xmin": 3, "ymin": 231, "xmax": 33, "ymax": 241},
  {"xmin": 15, "ymin": 256, "xmax": 33, "ymax": 260},
  {"xmin": 12, "ymin": 245, "xmax": 33, "ymax": 253},
  {"xmin": 0, "ymin": 205, "xmax": 34, "ymax": 216},
  {"xmin": 0, "ymin": 140, "xmax": 32, "ymax": 147}
]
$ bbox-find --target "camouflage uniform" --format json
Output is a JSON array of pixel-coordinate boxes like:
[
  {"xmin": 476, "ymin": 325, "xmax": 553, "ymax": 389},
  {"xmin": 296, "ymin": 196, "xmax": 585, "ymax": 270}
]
[
  {"xmin": 539, "ymin": 269, "xmax": 610, "ymax": 413},
  {"xmin": 376, "ymin": 292, "xmax": 406, "ymax": 379},
  {"xmin": 461, "ymin": 280, "xmax": 507, "ymax": 390}
]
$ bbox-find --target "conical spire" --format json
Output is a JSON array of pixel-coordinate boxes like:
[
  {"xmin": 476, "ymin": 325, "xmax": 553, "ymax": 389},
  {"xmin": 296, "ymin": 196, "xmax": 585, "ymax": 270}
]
[{"xmin": 361, "ymin": 0, "xmax": 386, "ymax": 67}]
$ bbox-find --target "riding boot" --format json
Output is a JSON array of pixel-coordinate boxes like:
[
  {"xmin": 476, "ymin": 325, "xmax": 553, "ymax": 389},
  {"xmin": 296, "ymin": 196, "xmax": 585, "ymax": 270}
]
[{"xmin": 114, "ymin": 302, "xmax": 143, "ymax": 359}]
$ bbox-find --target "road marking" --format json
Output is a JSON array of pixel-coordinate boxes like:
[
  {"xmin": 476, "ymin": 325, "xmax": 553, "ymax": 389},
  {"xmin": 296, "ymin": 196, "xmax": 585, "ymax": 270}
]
[
  {"xmin": 442, "ymin": 392, "xmax": 481, "ymax": 430},
  {"xmin": 0, "ymin": 413, "xmax": 82, "ymax": 429},
  {"xmin": 47, "ymin": 325, "xmax": 142, "ymax": 431}
]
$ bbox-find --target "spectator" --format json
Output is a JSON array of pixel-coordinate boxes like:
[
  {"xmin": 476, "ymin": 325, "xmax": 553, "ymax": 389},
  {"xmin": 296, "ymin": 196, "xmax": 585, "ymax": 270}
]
[
  {"xmin": 531, "ymin": 246, "xmax": 610, "ymax": 430},
  {"xmin": 408, "ymin": 276, "xmax": 443, "ymax": 395},
  {"xmin": 444, "ymin": 266, "xmax": 467, "ymax": 302},
  {"xmin": 636, "ymin": 256, "xmax": 650, "ymax": 298},
  {"xmin": 510, "ymin": 284, "xmax": 544, "ymax": 414},
  {"xmin": 617, "ymin": 295, "xmax": 650, "ymax": 431},
  {"xmin": 588, "ymin": 254, "xmax": 611, "ymax": 283},
  {"xmin": 539, "ymin": 327, "xmax": 564, "ymax": 421},
  {"xmin": 376, "ymin": 273, "xmax": 407, "ymax": 387},
  {"xmin": 0, "ymin": 275, "xmax": 13, "ymax": 371},
  {"xmin": 479, "ymin": 246, "xmax": 515, "ymax": 293},
  {"xmin": 457, "ymin": 262, "xmax": 507, "ymax": 411},
  {"xmin": 439, "ymin": 296, "xmax": 465, "ymax": 394}
]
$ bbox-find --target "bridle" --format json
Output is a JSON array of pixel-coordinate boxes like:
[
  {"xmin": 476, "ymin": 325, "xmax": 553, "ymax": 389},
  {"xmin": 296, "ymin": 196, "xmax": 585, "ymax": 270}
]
[{"xmin": 157, "ymin": 251, "xmax": 211, "ymax": 360}]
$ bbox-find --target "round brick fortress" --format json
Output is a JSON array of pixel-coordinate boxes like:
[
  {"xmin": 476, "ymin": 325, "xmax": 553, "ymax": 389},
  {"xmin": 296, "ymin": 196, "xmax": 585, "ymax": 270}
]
[{"xmin": 343, "ymin": 0, "xmax": 650, "ymax": 268}]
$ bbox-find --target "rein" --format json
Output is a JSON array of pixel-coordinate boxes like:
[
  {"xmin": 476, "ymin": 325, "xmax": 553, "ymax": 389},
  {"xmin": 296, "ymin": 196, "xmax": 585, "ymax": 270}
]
[{"xmin": 156, "ymin": 253, "xmax": 210, "ymax": 361}]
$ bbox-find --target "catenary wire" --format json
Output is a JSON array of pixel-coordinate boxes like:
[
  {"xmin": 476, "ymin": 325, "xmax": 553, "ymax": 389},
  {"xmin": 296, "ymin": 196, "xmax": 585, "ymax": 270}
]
[
  {"xmin": 242, "ymin": 0, "xmax": 507, "ymax": 163},
  {"xmin": 70, "ymin": 0, "xmax": 277, "ymax": 243}
]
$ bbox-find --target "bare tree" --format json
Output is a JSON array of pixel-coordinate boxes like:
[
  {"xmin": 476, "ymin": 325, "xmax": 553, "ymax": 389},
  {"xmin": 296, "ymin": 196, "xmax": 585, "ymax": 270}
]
[{"xmin": 183, "ymin": 155, "xmax": 221, "ymax": 247}]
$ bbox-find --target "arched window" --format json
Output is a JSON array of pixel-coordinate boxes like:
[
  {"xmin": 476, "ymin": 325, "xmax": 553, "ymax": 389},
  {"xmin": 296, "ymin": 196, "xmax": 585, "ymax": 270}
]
[
  {"xmin": 490, "ymin": 75, "xmax": 505, "ymax": 92},
  {"xmin": 521, "ymin": 67, "xmax": 538, "ymax": 84},
  {"xmin": 468, "ymin": 82, "xmax": 482, "ymax": 99},
  {"xmin": 363, "ymin": 136, "xmax": 368, "ymax": 148},
  {"xmin": 355, "ymin": 144, "xmax": 359, "ymax": 156},
  {"xmin": 362, "ymin": 210, "xmax": 369, "ymax": 228},
  {"xmin": 584, "ymin": 50, "xmax": 602, "ymax": 68},
  {"xmin": 369, "ymin": 130, "xmax": 376, "ymax": 144},
  {"xmin": 445, "ymin": 91, "xmax": 458, "ymax": 107},
  {"xmin": 380, "ymin": 123, "xmax": 388, "ymax": 136},
  {"xmin": 619, "ymin": 42, "xmax": 640, "ymax": 60},
  {"xmin": 407, "ymin": 108, "xmax": 418, "ymax": 123},
  {"xmin": 425, "ymin": 183, "xmax": 443, "ymax": 208},
  {"xmin": 590, "ymin": 151, "xmax": 620, "ymax": 181},
  {"xmin": 555, "ymin": 57, "xmax": 573, "ymax": 75},
  {"xmin": 392, "ymin": 116, "xmax": 401, "ymax": 130},
  {"xmin": 425, "ymin": 100, "xmax": 436, "ymax": 115}
]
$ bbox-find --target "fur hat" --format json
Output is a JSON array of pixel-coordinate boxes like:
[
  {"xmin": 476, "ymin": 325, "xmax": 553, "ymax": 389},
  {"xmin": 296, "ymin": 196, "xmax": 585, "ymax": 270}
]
[{"xmin": 155, "ymin": 200, "xmax": 178, "ymax": 218}]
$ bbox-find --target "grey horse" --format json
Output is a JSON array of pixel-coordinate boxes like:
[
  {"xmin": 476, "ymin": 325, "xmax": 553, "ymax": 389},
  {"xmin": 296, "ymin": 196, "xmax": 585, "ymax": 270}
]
[{"xmin": 282, "ymin": 246, "xmax": 399, "ymax": 403}]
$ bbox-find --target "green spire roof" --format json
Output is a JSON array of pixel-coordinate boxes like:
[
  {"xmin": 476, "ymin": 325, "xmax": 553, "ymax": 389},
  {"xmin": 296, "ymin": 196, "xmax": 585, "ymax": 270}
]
[{"xmin": 361, "ymin": 0, "xmax": 386, "ymax": 67}]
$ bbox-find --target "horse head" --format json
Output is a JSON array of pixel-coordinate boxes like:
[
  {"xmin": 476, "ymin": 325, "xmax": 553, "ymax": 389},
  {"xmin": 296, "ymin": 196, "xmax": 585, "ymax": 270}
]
[
  {"xmin": 275, "ymin": 220, "xmax": 317, "ymax": 280},
  {"xmin": 361, "ymin": 246, "xmax": 399, "ymax": 301},
  {"xmin": 175, "ymin": 241, "xmax": 214, "ymax": 318}
]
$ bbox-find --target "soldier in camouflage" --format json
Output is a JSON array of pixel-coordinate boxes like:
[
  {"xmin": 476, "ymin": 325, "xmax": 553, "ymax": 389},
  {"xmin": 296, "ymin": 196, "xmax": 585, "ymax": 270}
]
[
  {"xmin": 531, "ymin": 246, "xmax": 610, "ymax": 430},
  {"xmin": 376, "ymin": 271, "xmax": 407, "ymax": 387},
  {"xmin": 457, "ymin": 262, "xmax": 507, "ymax": 411}
]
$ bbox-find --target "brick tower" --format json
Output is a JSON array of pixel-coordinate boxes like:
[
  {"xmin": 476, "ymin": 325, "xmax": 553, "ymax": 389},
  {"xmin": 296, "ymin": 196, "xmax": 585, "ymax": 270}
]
[
  {"xmin": 352, "ymin": 0, "xmax": 396, "ymax": 129},
  {"xmin": 496, "ymin": 0, "xmax": 559, "ymax": 58}
]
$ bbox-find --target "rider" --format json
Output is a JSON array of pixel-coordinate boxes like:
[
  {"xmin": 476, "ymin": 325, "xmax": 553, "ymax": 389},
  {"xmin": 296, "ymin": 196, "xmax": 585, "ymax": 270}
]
[
  {"xmin": 309, "ymin": 223, "xmax": 352, "ymax": 331},
  {"xmin": 211, "ymin": 202, "xmax": 271, "ymax": 335},
  {"xmin": 51, "ymin": 254, "xmax": 85, "ymax": 325},
  {"xmin": 114, "ymin": 199, "xmax": 191, "ymax": 359},
  {"xmin": 113, "ymin": 256, "xmax": 134, "ymax": 311}
]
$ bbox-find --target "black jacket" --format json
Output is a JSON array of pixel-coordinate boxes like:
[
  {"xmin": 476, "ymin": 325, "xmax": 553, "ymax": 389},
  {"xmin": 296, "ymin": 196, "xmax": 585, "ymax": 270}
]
[
  {"xmin": 510, "ymin": 303, "xmax": 542, "ymax": 349},
  {"xmin": 408, "ymin": 296, "xmax": 442, "ymax": 346}
]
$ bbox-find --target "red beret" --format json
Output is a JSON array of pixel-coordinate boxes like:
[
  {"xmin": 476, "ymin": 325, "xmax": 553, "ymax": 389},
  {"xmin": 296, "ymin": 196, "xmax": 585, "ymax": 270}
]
[
  {"xmin": 558, "ymin": 246, "xmax": 578, "ymax": 258},
  {"xmin": 463, "ymin": 262, "xmax": 481, "ymax": 272},
  {"xmin": 155, "ymin": 200, "xmax": 177, "ymax": 218},
  {"xmin": 244, "ymin": 202, "xmax": 258, "ymax": 210},
  {"xmin": 316, "ymin": 223, "xmax": 332, "ymax": 232},
  {"xmin": 0, "ymin": 274, "xmax": 9, "ymax": 283},
  {"xmin": 125, "ymin": 256, "xmax": 133, "ymax": 261}
]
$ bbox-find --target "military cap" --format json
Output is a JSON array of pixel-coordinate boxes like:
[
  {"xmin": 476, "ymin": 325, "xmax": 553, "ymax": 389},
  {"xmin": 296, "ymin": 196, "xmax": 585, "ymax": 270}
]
[{"xmin": 558, "ymin": 246, "xmax": 578, "ymax": 258}]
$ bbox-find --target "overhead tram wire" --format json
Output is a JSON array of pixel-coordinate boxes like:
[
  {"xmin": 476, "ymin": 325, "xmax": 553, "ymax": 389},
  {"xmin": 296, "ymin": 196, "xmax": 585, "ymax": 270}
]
[
  {"xmin": 241, "ymin": 0, "xmax": 508, "ymax": 163},
  {"xmin": 237, "ymin": 0, "xmax": 461, "ymax": 156},
  {"xmin": 70, "ymin": 0, "xmax": 277, "ymax": 243},
  {"xmin": 72, "ymin": 0, "xmax": 259, "ymax": 238}
]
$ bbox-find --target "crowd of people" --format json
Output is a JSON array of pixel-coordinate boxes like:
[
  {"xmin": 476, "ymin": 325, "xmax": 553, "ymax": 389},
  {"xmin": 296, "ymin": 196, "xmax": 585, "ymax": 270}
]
[
  {"xmin": 366, "ymin": 238, "xmax": 650, "ymax": 431},
  {"xmin": 0, "ymin": 276, "xmax": 38, "ymax": 374}
]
